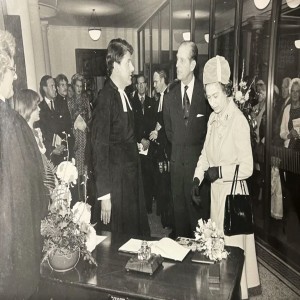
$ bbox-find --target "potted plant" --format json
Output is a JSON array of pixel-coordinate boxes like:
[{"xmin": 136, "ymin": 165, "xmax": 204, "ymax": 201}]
[{"xmin": 41, "ymin": 160, "xmax": 98, "ymax": 272}]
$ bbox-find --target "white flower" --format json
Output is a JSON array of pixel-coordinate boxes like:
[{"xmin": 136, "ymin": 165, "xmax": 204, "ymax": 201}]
[
  {"xmin": 85, "ymin": 226, "xmax": 97, "ymax": 252},
  {"xmin": 72, "ymin": 202, "xmax": 91, "ymax": 225},
  {"xmin": 235, "ymin": 91, "xmax": 243, "ymax": 101},
  {"xmin": 194, "ymin": 218, "xmax": 228, "ymax": 262},
  {"xmin": 244, "ymin": 91, "xmax": 249, "ymax": 101},
  {"xmin": 56, "ymin": 160, "xmax": 78, "ymax": 185}
]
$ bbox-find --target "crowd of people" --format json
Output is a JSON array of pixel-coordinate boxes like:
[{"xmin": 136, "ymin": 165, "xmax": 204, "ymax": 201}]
[{"xmin": 2, "ymin": 24, "xmax": 299, "ymax": 299}]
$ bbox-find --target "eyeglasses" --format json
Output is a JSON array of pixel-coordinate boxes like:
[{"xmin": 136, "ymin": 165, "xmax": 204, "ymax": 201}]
[{"xmin": 7, "ymin": 65, "xmax": 17, "ymax": 75}]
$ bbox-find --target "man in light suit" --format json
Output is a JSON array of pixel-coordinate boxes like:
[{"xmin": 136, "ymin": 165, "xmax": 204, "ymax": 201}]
[{"xmin": 163, "ymin": 41, "xmax": 211, "ymax": 238}]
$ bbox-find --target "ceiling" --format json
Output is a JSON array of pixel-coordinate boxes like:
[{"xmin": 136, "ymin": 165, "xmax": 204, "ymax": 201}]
[{"xmin": 39, "ymin": 0, "xmax": 166, "ymax": 28}]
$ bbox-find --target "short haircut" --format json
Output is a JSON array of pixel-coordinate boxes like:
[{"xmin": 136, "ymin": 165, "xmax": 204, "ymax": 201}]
[
  {"xmin": 55, "ymin": 74, "xmax": 68, "ymax": 86},
  {"xmin": 39, "ymin": 75, "xmax": 53, "ymax": 98},
  {"xmin": 0, "ymin": 30, "xmax": 16, "ymax": 82},
  {"xmin": 136, "ymin": 73, "xmax": 146, "ymax": 83},
  {"xmin": 14, "ymin": 89, "xmax": 40, "ymax": 122},
  {"xmin": 71, "ymin": 73, "xmax": 84, "ymax": 87},
  {"xmin": 204, "ymin": 81, "xmax": 232, "ymax": 97},
  {"xmin": 106, "ymin": 38, "xmax": 133, "ymax": 77},
  {"xmin": 179, "ymin": 41, "xmax": 198, "ymax": 63},
  {"xmin": 153, "ymin": 68, "xmax": 169, "ymax": 85}
]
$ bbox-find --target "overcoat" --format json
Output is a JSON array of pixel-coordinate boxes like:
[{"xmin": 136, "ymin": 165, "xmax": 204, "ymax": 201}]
[
  {"xmin": 194, "ymin": 99, "xmax": 260, "ymax": 299},
  {"xmin": 0, "ymin": 101, "xmax": 47, "ymax": 299},
  {"xmin": 91, "ymin": 79, "xmax": 150, "ymax": 236}
]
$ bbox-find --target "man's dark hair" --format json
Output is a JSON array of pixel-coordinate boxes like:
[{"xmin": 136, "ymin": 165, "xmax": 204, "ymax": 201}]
[
  {"xmin": 106, "ymin": 38, "xmax": 133, "ymax": 77},
  {"xmin": 154, "ymin": 67, "xmax": 169, "ymax": 85},
  {"xmin": 39, "ymin": 75, "xmax": 52, "ymax": 98},
  {"xmin": 55, "ymin": 74, "xmax": 68, "ymax": 86},
  {"xmin": 136, "ymin": 73, "xmax": 146, "ymax": 82}
]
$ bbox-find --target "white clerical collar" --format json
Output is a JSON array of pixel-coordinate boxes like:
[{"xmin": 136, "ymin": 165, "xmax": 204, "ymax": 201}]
[{"xmin": 118, "ymin": 88, "xmax": 132, "ymax": 112}]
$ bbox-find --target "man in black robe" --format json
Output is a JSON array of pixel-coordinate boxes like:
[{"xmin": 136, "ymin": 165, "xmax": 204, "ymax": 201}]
[
  {"xmin": 91, "ymin": 38, "xmax": 150, "ymax": 236},
  {"xmin": 0, "ymin": 30, "xmax": 47, "ymax": 300}
]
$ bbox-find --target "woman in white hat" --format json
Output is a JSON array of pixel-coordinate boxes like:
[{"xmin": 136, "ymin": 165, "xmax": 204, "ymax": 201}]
[{"xmin": 192, "ymin": 56, "xmax": 261, "ymax": 299}]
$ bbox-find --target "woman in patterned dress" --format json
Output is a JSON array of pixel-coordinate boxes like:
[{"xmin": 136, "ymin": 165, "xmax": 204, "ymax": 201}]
[{"xmin": 68, "ymin": 73, "xmax": 91, "ymax": 201}]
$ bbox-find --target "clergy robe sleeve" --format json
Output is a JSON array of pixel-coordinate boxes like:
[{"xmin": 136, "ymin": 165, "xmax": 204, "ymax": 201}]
[{"xmin": 91, "ymin": 92, "xmax": 111, "ymax": 197}]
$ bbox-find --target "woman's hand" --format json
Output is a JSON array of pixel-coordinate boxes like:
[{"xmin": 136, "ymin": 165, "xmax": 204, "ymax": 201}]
[{"xmin": 101, "ymin": 198, "xmax": 112, "ymax": 224}]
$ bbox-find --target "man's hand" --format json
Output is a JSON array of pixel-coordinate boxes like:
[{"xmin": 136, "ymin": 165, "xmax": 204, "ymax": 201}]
[
  {"xmin": 52, "ymin": 144, "xmax": 66, "ymax": 155},
  {"xmin": 191, "ymin": 177, "xmax": 202, "ymax": 206},
  {"xmin": 288, "ymin": 128, "xmax": 300, "ymax": 139},
  {"xmin": 101, "ymin": 198, "xmax": 112, "ymax": 225},
  {"xmin": 149, "ymin": 130, "xmax": 158, "ymax": 141},
  {"xmin": 204, "ymin": 167, "xmax": 220, "ymax": 183},
  {"xmin": 141, "ymin": 138, "xmax": 150, "ymax": 150}
]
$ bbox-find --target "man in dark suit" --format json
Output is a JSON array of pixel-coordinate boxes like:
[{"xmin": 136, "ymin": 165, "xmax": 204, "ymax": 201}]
[
  {"xmin": 130, "ymin": 74, "xmax": 157, "ymax": 213},
  {"xmin": 163, "ymin": 41, "xmax": 211, "ymax": 238},
  {"xmin": 36, "ymin": 75, "xmax": 66, "ymax": 165},
  {"xmin": 55, "ymin": 74, "xmax": 75, "ymax": 160}
]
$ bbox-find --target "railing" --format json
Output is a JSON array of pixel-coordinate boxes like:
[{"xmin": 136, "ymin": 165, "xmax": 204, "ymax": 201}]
[{"xmin": 270, "ymin": 146, "xmax": 300, "ymax": 174}]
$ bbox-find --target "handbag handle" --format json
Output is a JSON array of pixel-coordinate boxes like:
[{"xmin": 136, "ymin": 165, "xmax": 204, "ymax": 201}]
[{"xmin": 230, "ymin": 165, "xmax": 239, "ymax": 196}]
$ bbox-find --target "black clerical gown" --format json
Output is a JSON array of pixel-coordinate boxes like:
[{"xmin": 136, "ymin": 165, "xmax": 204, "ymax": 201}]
[
  {"xmin": 91, "ymin": 79, "xmax": 150, "ymax": 236},
  {"xmin": 0, "ymin": 101, "xmax": 47, "ymax": 299}
]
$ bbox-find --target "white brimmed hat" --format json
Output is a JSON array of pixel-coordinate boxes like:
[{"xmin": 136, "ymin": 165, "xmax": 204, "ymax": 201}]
[{"xmin": 203, "ymin": 55, "xmax": 230, "ymax": 85}]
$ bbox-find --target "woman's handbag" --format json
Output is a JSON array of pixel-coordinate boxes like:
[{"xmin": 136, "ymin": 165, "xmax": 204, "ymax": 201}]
[{"xmin": 223, "ymin": 165, "xmax": 254, "ymax": 236}]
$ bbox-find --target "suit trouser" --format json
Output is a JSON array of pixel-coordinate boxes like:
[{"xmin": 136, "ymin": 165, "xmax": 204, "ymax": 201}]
[{"xmin": 170, "ymin": 160, "xmax": 210, "ymax": 238}]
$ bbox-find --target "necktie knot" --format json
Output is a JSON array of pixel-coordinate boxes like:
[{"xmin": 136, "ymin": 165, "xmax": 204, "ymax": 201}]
[{"xmin": 184, "ymin": 85, "xmax": 188, "ymax": 92}]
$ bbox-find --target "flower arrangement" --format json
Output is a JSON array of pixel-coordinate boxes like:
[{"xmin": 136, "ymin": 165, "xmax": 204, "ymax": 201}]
[
  {"xmin": 232, "ymin": 60, "xmax": 257, "ymax": 148},
  {"xmin": 41, "ymin": 160, "xmax": 98, "ymax": 267},
  {"xmin": 194, "ymin": 219, "xmax": 228, "ymax": 262}
]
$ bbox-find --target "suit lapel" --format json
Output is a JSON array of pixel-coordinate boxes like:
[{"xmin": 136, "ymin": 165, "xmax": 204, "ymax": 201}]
[
  {"xmin": 189, "ymin": 81, "xmax": 202, "ymax": 119},
  {"xmin": 173, "ymin": 84, "xmax": 184, "ymax": 117}
]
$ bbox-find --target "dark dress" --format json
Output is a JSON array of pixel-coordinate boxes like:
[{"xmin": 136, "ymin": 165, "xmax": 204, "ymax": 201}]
[
  {"xmin": 91, "ymin": 79, "xmax": 150, "ymax": 236},
  {"xmin": 0, "ymin": 101, "xmax": 47, "ymax": 299}
]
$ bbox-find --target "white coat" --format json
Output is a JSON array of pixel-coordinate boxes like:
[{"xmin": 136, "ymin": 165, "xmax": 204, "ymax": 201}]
[{"xmin": 194, "ymin": 99, "xmax": 260, "ymax": 299}]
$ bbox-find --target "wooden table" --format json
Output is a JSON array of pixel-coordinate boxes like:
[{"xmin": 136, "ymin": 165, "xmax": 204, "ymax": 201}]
[{"xmin": 39, "ymin": 232, "xmax": 244, "ymax": 300}]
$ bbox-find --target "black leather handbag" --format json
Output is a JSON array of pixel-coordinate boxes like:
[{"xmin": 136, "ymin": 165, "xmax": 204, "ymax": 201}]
[{"xmin": 224, "ymin": 165, "xmax": 254, "ymax": 236}]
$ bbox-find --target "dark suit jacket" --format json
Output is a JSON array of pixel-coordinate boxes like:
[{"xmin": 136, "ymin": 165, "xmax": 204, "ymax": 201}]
[
  {"xmin": 130, "ymin": 93, "xmax": 157, "ymax": 143},
  {"xmin": 55, "ymin": 93, "xmax": 75, "ymax": 157},
  {"xmin": 36, "ymin": 98, "xmax": 66, "ymax": 163},
  {"xmin": 163, "ymin": 79, "xmax": 211, "ymax": 235}
]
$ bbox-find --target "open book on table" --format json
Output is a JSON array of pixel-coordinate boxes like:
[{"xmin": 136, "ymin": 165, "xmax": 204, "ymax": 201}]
[{"xmin": 118, "ymin": 237, "xmax": 190, "ymax": 262}]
